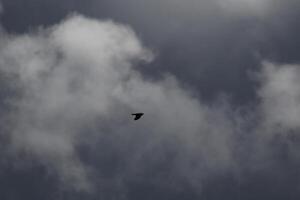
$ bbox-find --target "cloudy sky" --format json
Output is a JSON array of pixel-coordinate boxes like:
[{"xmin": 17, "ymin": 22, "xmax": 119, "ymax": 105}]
[{"xmin": 1, "ymin": 0, "xmax": 300, "ymax": 199}]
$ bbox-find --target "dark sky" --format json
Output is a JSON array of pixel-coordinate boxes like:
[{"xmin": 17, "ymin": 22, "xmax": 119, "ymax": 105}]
[{"xmin": 1, "ymin": 0, "xmax": 300, "ymax": 199}]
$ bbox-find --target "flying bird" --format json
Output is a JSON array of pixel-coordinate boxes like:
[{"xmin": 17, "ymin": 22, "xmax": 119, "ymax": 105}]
[{"xmin": 132, "ymin": 113, "xmax": 144, "ymax": 120}]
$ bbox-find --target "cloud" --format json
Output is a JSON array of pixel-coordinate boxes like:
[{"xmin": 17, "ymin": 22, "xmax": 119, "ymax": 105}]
[
  {"xmin": 216, "ymin": 0, "xmax": 273, "ymax": 15},
  {"xmin": 1, "ymin": 12, "xmax": 300, "ymax": 198},
  {"xmin": 0, "ymin": 14, "xmax": 241, "ymax": 192},
  {"xmin": 253, "ymin": 62, "xmax": 300, "ymax": 174},
  {"xmin": 259, "ymin": 62, "xmax": 300, "ymax": 131},
  {"xmin": 0, "ymin": 14, "xmax": 153, "ymax": 191}
]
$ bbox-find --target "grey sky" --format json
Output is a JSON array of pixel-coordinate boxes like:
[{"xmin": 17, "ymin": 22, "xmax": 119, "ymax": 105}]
[{"xmin": 1, "ymin": 1, "xmax": 300, "ymax": 200}]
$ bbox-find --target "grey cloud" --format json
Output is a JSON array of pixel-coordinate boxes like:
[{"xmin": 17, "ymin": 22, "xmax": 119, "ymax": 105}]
[
  {"xmin": 1, "ymin": 10, "xmax": 300, "ymax": 199},
  {"xmin": 0, "ymin": 14, "xmax": 152, "ymax": 191},
  {"xmin": 215, "ymin": 0, "xmax": 278, "ymax": 16},
  {"xmin": 0, "ymin": 14, "xmax": 242, "ymax": 194},
  {"xmin": 258, "ymin": 62, "xmax": 300, "ymax": 131},
  {"xmin": 2, "ymin": 0, "xmax": 300, "ymax": 106}
]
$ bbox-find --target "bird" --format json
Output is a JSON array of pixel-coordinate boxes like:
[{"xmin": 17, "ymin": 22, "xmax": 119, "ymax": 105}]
[{"xmin": 132, "ymin": 113, "xmax": 144, "ymax": 120}]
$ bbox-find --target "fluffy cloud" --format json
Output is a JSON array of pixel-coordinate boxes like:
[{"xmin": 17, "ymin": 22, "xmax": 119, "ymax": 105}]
[
  {"xmin": 0, "ymin": 14, "xmax": 153, "ymax": 191},
  {"xmin": 0, "ymin": 14, "xmax": 240, "ymax": 192},
  {"xmin": 259, "ymin": 62, "xmax": 300, "ymax": 131},
  {"xmin": 254, "ymin": 62, "xmax": 300, "ymax": 171},
  {"xmin": 1, "ymin": 13, "xmax": 300, "ymax": 197}
]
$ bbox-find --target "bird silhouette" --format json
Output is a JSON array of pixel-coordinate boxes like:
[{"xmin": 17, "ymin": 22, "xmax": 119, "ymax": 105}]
[{"xmin": 132, "ymin": 113, "xmax": 144, "ymax": 120}]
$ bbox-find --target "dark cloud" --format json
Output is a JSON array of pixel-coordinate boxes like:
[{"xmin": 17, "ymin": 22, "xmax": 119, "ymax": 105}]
[
  {"xmin": 0, "ymin": 1, "xmax": 275, "ymax": 103},
  {"xmin": 1, "ymin": 1, "xmax": 300, "ymax": 200},
  {"xmin": 1, "ymin": 0, "xmax": 300, "ymax": 105}
]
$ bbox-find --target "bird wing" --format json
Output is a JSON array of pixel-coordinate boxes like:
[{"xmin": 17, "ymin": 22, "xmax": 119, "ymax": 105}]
[{"xmin": 132, "ymin": 113, "xmax": 144, "ymax": 120}]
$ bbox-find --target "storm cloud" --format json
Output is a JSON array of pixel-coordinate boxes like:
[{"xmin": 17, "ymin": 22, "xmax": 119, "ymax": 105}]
[
  {"xmin": 0, "ymin": 14, "xmax": 240, "ymax": 192},
  {"xmin": 0, "ymin": 1, "xmax": 300, "ymax": 200}
]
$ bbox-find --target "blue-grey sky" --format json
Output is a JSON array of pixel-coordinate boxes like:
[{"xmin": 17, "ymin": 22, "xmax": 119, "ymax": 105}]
[{"xmin": 1, "ymin": 1, "xmax": 300, "ymax": 200}]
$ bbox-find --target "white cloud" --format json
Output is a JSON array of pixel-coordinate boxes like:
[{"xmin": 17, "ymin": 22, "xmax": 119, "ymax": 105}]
[
  {"xmin": 1, "ymin": 13, "xmax": 300, "ymax": 195},
  {"xmin": 0, "ymin": 14, "xmax": 240, "ymax": 191},
  {"xmin": 0, "ymin": 14, "xmax": 153, "ymax": 191},
  {"xmin": 253, "ymin": 62, "xmax": 300, "ymax": 171},
  {"xmin": 259, "ymin": 62, "xmax": 300, "ymax": 131}
]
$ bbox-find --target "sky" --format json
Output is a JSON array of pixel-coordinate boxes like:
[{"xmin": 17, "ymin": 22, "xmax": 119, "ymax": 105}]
[{"xmin": 0, "ymin": 0, "xmax": 300, "ymax": 199}]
